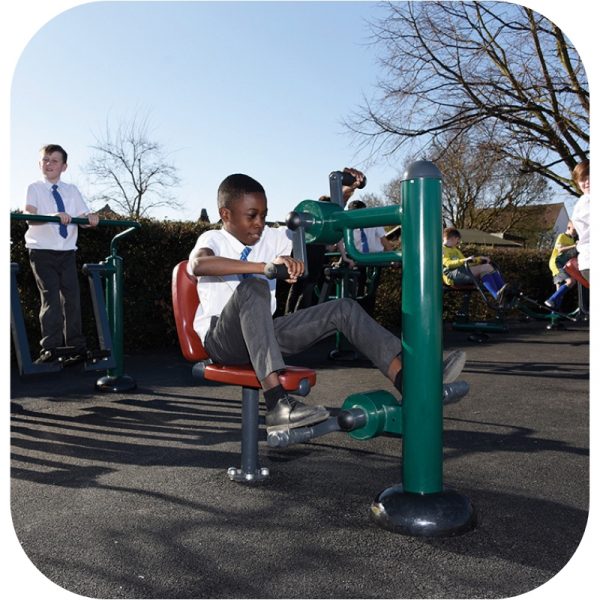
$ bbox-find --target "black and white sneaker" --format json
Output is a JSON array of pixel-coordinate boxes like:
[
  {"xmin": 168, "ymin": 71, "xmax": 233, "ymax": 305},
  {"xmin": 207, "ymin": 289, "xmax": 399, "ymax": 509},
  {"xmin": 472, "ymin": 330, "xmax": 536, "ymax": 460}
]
[{"xmin": 266, "ymin": 395, "xmax": 329, "ymax": 433}]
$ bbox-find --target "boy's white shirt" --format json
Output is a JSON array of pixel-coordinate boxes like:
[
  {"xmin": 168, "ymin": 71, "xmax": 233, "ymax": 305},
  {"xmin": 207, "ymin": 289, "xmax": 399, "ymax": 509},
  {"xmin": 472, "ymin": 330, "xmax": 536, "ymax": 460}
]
[
  {"xmin": 187, "ymin": 226, "xmax": 293, "ymax": 343},
  {"xmin": 24, "ymin": 178, "xmax": 90, "ymax": 250},
  {"xmin": 571, "ymin": 193, "xmax": 590, "ymax": 271}
]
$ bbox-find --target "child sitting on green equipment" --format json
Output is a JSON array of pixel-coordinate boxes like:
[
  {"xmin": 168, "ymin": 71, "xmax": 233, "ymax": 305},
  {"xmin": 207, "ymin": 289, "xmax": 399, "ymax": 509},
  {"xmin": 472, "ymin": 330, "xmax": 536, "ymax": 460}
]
[
  {"xmin": 544, "ymin": 221, "xmax": 578, "ymax": 309},
  {"xmin": 442, "ymin": 227, "xmax": 509, "ymax": 305}
]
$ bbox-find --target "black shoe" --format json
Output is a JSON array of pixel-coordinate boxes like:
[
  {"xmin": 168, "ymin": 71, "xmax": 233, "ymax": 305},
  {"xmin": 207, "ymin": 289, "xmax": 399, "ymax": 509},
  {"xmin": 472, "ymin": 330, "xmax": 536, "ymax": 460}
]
[
  {"xmin": 266, "ymin": 395, "xmax": 330, "ymax": 432},
  {"xmin": 61, "ymin": 347, "xmax": 88, "ymax": 367},
  {"xmin": 442, "ymin": 380, "xmax": 470, "ymax": 405},
  {"xmin": 34, "ymin": 349, "xmax": 58, "ymax": 364},
  {"xmin": 442, "ymin": 350, "xmax": 467, "ymax": 383}
]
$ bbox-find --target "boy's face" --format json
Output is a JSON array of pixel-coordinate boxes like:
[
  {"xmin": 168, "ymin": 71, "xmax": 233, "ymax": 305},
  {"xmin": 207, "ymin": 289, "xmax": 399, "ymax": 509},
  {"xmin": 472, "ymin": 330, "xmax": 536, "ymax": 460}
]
[
  {"xmin": 444, "ymin": 235, "xmax": 460, "ymax": 247},
  {"xmin": 576, "ymin": 174, "xmax": 590, "ymax": 195},
  {"xmin": 220, "ymin": 192, "xmax": 268, "ymax": 246},
  {"xmin": 40, "ymin": 151, "xmax": 67, "ymax": 183}
]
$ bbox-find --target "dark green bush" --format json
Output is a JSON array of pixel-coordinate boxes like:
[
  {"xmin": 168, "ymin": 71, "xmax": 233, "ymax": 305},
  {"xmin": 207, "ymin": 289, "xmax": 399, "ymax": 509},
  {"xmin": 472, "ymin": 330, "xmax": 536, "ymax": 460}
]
[
  {"xmin": 10, "ymin": 218, "xmax": 568, "ymax": 354},
  {"xmin": 10, "ymin": 218, "xmax": 211, "ymax": 353}
]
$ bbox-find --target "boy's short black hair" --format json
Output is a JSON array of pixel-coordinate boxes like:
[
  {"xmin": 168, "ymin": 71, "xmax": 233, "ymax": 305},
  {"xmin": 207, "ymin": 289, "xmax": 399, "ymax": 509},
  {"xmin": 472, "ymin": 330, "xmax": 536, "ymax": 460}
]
[
  {"xmin": 218, "ymin": 174, "xmax": 265, "ymax": 209},
  {"xmin": 41, "ymin": 144, "xmax": 68, "ymax": 163},
  {"xmin": 347, "ymin": 199, "xmax": 367, "ymax": 210}
]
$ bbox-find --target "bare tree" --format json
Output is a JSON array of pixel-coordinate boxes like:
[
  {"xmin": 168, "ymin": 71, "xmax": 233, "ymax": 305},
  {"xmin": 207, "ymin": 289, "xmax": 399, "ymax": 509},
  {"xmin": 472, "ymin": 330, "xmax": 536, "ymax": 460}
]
[
  {"xmin": 85, "ymin": 114, "xmax": 181, "ymax": 219},
  {"xmin": 348, "ymin": 1, "xmax": 589, "ymax": 195},
  {"xmin": 431, "ymin": 131, "xmax": 551, "ymax": 229}
]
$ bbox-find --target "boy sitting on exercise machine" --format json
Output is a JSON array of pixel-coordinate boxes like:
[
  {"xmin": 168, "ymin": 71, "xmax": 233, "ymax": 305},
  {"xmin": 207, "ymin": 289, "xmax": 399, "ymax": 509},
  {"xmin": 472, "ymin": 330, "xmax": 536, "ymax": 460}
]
[
  {"xmin": 443, "ymin": 227, "xmax": 510, "ymax": 306},
  {"xmin": 544, "ymin": 220, "xmax": 578, "ymax": 309},
  {"xmin": 187, "ymin": 174, "xmax": 466, "ymax": 433}
]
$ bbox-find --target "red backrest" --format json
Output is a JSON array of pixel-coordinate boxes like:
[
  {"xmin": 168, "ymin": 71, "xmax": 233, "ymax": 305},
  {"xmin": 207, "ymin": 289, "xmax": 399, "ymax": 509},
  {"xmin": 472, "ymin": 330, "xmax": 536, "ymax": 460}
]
[
  {"xmin": 171, "ymin": 260, "xmax": 210, "ymax": 362},
  {"xmin": 564, "ymin": 258, "xmax": 589, "ymax": 289},
  {"xmin": 171, "ymin": 260, "xmax": 317, "ymax": 391}
]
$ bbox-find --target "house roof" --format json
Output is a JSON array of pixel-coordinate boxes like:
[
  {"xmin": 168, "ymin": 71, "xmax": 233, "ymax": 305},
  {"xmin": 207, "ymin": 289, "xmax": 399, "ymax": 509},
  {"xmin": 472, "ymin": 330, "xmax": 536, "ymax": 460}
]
[
  {"xmin": 457, "ymin": 229, "xmax": 522, "ymax": 247},
  {"xmin": 384, "ymin": 226, "xmax": 522, "ymax": 247},
  {"xmin": 476, "ymin": 202, "xmax": 566, "ymax": 232}
]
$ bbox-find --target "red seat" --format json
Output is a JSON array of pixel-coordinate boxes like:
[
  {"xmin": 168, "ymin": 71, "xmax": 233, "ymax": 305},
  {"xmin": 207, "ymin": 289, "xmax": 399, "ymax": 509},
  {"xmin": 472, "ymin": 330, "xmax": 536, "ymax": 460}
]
[
  {"xmin": 564, "ymin": 258, "xmax": 589, "ymax": 289},
  {"xmin": 171, "ymin": 260, "xmax": 318, "ymax": 483},
  {"xmin": 171, "ymin": 260, "xmax": 316, "ymax": 389}
]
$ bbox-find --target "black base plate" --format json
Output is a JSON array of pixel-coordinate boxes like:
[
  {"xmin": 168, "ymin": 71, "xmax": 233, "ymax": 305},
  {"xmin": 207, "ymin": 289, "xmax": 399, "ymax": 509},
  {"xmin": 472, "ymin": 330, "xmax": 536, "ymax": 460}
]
[{"xmin": 371, "ymin": 485, "xmax": 476, "ymax": 537}]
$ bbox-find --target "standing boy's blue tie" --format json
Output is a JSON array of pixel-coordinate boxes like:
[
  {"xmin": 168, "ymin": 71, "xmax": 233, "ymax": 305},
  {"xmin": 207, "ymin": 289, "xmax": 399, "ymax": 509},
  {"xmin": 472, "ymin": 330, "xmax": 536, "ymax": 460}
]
[
  {"xmin": 51, "ymin": 184, "xmax": 69, "ymax": 238},
  {"xmin": 360, "ymin": 228, "xmax": 369, "ymax": 253},
  {"xmin": 240, "ymin": 246, "xmax": 252, "ymax": 278}
]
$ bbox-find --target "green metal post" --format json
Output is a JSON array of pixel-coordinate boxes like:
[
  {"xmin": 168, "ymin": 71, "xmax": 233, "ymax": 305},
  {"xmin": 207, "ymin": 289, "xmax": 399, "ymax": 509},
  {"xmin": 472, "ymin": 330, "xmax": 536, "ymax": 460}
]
[
  {"xmin": 95, "ymin": 229, "xmax": 138, "ymax": 392},
  {"xmin": 369, "ymin": 161, "xmax": 475, "ymax": 537},
  {"xmin": 401, "ymin": 163, "xmax": 444, "ymax": 493}
]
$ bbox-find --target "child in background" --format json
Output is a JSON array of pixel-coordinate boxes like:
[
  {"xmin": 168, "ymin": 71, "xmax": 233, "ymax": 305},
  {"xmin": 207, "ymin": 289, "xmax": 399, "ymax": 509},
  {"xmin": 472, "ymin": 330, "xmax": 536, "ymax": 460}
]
[
  {"xmin": 442, "ymin": 227, "xmax": 509, "ymax": 305},
  {"xmin": 544, "ymin": 221, "xmax": 578, "ymax": 309},
  {"xmin": 24, "ymin": 144, "xmax": 99, "ymax": 364}
]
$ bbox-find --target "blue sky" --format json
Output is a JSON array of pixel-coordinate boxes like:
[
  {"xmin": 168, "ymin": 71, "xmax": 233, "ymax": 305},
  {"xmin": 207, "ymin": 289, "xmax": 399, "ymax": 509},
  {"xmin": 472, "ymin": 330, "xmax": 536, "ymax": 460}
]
[
  {"xmin": 6, "ymin": 0, "xmax": 593, "ymax": 222},
  {"xmin": 8, "ymin": 1, "xmax": 399, "ymax": 222},
  {"xmin": 2, "ymin": 1, "xmax": 597, "ymax": 597}
]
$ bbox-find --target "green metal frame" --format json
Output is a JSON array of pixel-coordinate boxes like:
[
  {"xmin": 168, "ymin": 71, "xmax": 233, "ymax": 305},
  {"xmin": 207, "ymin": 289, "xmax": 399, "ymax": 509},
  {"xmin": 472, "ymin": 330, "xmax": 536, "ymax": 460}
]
[{"xmin": 291, "ymin": 162, "xmax": 475, "ymax": 536}]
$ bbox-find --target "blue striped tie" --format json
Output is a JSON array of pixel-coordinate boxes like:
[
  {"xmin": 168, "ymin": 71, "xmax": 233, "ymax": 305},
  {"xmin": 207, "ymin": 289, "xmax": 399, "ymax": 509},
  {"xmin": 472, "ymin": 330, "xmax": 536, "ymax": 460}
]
[
  {"xmin": 51, "ymin": 184, "xmax": 68, "ymax": 238},
  {"xmin": 359, "ymin": 228, "xmax": 369, "ymax": 253},
  {"xmin": 240, "ymin": 246, "xmax": 252, "ymax": 278}
]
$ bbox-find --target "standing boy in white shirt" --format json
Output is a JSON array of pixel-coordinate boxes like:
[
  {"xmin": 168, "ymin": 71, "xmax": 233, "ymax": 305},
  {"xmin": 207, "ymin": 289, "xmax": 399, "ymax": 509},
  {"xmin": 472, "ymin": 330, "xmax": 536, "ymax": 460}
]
[
  {"xmin": 24, "ymin": 144, "xmax": 99, "ymax": 364},
  {"xmin": 187, "ymin": 173, "xmax": 466, "ymax": 433}
]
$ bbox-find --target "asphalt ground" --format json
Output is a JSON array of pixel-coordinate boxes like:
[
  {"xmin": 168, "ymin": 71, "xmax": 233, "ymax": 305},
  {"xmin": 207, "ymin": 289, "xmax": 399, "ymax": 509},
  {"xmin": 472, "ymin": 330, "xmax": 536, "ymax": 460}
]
[{"xmin": 8, "ymin": 320, "xmax": 592, "ymax": 599}]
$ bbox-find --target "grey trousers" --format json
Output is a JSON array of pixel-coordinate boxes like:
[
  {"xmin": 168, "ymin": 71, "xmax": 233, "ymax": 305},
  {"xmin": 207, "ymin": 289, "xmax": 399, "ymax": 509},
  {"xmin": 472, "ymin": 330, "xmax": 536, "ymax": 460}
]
[
  {"xmin": 204, "ymin": 278, "xmax": 403, "ymax": 383},
  {"xmin": 28, "ymin": 249, "xmax": 86, "ymax": 351}
]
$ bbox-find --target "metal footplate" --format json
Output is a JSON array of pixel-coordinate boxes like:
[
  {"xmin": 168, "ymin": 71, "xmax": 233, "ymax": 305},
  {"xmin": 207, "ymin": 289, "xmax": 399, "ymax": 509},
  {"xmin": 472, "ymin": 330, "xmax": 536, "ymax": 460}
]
[{"xmin": 84, "ymin": 348, "xmax": 113, "ymax": 371}]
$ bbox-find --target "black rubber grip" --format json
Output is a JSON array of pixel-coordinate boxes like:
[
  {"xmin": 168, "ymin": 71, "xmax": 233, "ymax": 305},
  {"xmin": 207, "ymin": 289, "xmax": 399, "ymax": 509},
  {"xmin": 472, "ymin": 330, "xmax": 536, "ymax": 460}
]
[{"xmin": 264, "ymin": 263, "xmax": 290, "ymax": 280}]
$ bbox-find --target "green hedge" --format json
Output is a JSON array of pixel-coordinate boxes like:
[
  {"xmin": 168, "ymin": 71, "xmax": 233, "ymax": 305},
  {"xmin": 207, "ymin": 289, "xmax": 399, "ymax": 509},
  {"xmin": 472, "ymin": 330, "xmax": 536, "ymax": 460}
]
[
  {"xmin": 10, "ymin": 219, "xmax": 569, "ymax": 353},
  {"xmin": 10, "ymin": 218, "xmax": 211, "ymax": 353}
]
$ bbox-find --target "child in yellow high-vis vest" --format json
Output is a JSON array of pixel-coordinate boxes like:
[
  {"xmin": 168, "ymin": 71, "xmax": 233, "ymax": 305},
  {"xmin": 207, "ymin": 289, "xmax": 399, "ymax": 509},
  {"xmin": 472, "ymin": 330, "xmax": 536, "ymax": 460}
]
[
  {"xmin": 442, "ymin": 227, "xmax": 509, "ymax": 304},
  {"xmin": 544, "ymin": 221, "xmax": 578, "ymax": 309}
]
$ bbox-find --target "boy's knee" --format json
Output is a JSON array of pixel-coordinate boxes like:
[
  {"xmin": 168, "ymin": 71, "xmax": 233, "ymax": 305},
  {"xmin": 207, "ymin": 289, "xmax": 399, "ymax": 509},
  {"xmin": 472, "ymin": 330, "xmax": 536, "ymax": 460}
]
[{"xmin": 334, "ymin": 297, "xmax": 362, "ymax": 317}]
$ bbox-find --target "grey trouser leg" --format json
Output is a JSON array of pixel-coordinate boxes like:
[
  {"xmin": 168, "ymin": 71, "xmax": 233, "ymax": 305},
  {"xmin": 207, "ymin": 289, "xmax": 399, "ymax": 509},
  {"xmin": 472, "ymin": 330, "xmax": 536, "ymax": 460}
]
[
  {"xmin": 273, "ymin": 297, "xmax": 403, "ymax": 376},
  {"xmin": 29, "ymin": 249, "xmax": 85, "ymax": 351},
  {"xmin": 204, "ymin": 278, "xmax": 287, "ymax": 382},
  {"xmin": 204, "ymin": 278, "xmax": 402, "ymax": 383}
]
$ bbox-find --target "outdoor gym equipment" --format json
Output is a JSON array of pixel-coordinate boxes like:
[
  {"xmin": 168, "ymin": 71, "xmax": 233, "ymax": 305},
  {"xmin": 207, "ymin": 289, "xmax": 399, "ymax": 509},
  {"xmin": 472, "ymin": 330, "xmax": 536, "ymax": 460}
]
[
  {"xmin": 172, "ymin": 161, "xmax": 475, "ymax": 537},
  {"xmin": 445, "ymin": 257, "xmax": 584, "ymax": 340},
  {"xmin": 291, "ymin": 170, "xmax": 390, "ymax": 360},
  {"xmin": 286, "ymin": 162, "xmax": 474, "ymax": 535},
  {"xmin": 443, "ymin": 281, "xmax": 509, "ymax": 342},
  {"xmin": 10, "ymin": 213, "xmax": 140, "ymax": 392},
  {"xmin": 172, "ymin": 259, "xmax": 317, "ymax": 483},
  {"xmin": 317, "ymin": 262, "xmax": 382, "ymax": 360}
]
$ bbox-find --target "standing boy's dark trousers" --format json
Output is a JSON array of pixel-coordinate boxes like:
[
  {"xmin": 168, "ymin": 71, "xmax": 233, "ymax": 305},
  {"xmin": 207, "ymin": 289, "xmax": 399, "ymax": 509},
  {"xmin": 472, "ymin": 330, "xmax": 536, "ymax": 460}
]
[
  {"xmin": 28, "ymin": 249, "xmax": 86, "ymax": 352},
  {"xmin": 204, "ymin": 277, "xmax": 403, "ymax": 382}
]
